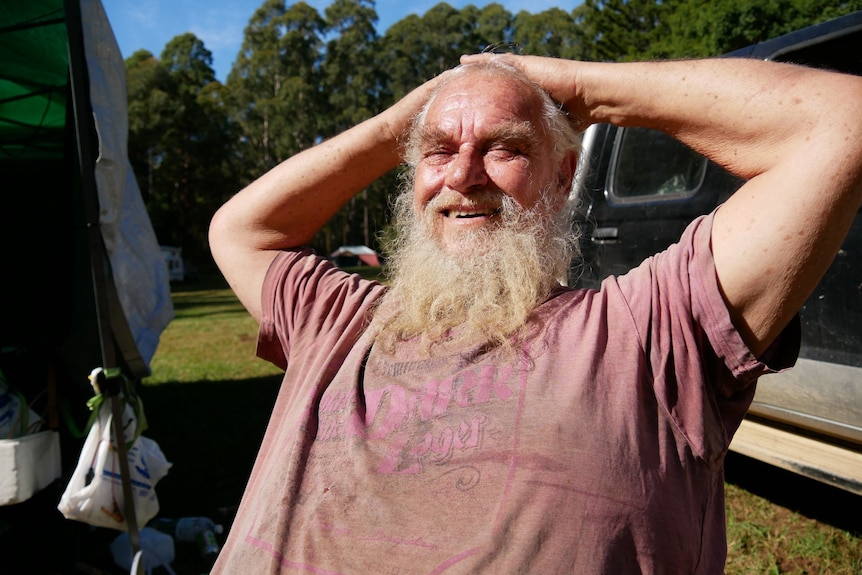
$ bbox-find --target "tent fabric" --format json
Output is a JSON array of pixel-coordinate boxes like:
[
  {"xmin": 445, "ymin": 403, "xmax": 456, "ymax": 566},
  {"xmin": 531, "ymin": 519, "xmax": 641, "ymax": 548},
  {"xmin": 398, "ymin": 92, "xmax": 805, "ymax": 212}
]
[
  {"xmin": 330, "ymin": 245, "xmax": 382, "ymax": 267},
  {"xmin": 79, "ymin": 0, "xmax": 173, "ymax": 366},
  {"xmin": 0, "ymin": 2, "xmax": 68, "ymax": 161},
  {"xmin": 0, "ymin": 0, "xmax": 173, "ymax": 370}
]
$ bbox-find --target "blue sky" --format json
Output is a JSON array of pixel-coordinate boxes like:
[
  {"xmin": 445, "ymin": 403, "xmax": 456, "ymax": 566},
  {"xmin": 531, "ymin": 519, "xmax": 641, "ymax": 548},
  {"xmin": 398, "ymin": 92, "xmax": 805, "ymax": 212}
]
[{"xmin": 102, "ymin": 0, "xmax": 582, "ymax": 82}]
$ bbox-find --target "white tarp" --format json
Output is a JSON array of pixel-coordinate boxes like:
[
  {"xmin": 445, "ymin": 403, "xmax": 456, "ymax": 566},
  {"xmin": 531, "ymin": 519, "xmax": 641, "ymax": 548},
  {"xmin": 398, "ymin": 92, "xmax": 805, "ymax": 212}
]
[{"xmin": 80, "ymin": 0, "xmax": 174, "ymax": 367}]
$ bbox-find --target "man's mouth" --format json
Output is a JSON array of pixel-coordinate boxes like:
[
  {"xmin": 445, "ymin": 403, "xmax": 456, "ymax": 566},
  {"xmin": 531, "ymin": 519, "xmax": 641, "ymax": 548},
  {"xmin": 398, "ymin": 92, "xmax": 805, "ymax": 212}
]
[{"xmin": 443, "ymin": 207, "xmax": 502, "ymax": 219}]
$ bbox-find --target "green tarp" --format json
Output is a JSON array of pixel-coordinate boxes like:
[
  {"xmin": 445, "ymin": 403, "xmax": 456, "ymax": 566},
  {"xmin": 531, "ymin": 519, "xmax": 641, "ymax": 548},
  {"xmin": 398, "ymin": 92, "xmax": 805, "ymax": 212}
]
[{"xmin": 0, "ymin": 0, "xmax": 69, "ymax": 161}]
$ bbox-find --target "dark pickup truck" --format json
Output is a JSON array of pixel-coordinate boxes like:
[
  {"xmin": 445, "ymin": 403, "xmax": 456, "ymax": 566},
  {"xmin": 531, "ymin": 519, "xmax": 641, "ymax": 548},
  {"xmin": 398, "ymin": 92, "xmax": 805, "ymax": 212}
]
[{"xmin": 570, "ymin": 11, "xmax": 862, "ymax": 494}]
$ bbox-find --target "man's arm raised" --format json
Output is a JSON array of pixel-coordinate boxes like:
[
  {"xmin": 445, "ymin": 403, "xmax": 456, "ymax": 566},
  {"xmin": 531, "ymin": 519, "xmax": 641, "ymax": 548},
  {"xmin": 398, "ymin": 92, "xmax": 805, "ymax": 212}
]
[
  {"xmin": 464, "ymin": 54, "xmax": 862, "ymax": 356},
  {"xmin": 209, "ymin": 76, "xmax": 445, "ymax": 322}
]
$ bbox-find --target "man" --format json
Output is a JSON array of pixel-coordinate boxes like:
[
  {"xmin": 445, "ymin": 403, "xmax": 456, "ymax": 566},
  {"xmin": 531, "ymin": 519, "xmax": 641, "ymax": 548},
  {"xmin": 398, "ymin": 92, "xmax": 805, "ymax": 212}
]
[{"xmin": 209, "ymin": 54, "xmax": 862, "ymax": 573}]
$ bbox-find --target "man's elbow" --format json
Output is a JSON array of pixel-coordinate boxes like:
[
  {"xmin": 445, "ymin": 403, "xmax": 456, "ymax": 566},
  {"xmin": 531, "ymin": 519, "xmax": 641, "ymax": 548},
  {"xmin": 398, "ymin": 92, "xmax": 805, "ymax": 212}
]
[{"xmin": 208, "ymin": 205, "xmax": 234, "ymax": 270}]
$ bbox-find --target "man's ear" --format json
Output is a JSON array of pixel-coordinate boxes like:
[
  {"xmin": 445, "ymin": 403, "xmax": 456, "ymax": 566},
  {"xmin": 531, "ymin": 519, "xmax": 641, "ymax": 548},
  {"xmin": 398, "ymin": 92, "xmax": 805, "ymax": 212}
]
[{"xmin": 553, "ymin": 151, "xmax": 578, "ymax": 210}]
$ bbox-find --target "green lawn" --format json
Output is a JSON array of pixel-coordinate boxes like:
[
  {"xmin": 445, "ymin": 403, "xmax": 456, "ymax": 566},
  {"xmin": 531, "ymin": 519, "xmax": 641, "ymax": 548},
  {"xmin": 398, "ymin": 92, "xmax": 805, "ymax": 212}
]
[{"xmin": 141, "ymin": 275, "xmax": 861, "ymax": 574}]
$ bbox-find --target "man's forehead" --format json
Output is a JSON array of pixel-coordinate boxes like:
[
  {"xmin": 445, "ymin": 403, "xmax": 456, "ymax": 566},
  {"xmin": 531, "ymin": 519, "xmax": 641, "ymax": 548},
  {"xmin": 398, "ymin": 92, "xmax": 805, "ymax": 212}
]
[
  {"xmin": 431, "ymin": 72, "xmax": 534, "ymax": 111},
  {"xmin": 423, "ymin": 75, "xmax": 542, "ymax": 138},
  {"xmin": 419, "ymin": 119, "xmax": 539, "ymax": 146}
]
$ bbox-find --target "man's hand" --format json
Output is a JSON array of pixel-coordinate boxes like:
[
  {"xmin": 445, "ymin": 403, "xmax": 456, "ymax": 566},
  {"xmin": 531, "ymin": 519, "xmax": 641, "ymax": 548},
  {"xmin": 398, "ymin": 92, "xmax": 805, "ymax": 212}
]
[{"xmin": 460, "ymin": 54, "xmax": 590, "ymax": 127}]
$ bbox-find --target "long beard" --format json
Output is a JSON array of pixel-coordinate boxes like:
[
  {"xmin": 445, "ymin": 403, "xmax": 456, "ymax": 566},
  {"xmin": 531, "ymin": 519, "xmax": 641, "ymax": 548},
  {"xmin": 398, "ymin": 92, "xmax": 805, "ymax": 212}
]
[{"xmin": 371, "ymin": 187, "xmax": 576, "ymax": 356}]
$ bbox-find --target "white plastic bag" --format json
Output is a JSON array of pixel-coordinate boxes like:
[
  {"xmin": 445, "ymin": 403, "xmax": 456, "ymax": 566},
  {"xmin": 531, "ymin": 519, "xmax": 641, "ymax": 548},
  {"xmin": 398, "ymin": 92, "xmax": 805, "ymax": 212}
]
[{"xmin": 58, "ymin": 402, "xmax": 171, "ymax": 531}]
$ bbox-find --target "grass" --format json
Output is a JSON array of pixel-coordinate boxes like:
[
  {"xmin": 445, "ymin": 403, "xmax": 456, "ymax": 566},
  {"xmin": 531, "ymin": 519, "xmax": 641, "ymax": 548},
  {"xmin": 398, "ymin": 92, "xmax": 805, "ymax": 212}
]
[
  {"xmin": 722, "ymin": 454, "xmax": 862, "ymax": 574},
  {"xmin": 145, "ymin": 288, "xmax": 282, "ymax": 384},
  {"xmin": 725, "ymin": 482, "xmax": 859, "ymax": 574},
  {"xmin": 140, "ymin": 273, "xmax": 861, "ymax": 574}
]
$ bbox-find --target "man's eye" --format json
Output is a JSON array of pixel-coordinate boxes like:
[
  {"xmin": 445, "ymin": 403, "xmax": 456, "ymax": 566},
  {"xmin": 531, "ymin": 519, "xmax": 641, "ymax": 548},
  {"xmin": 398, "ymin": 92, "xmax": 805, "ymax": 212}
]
[
  {"xmin": 487, "ymin": 146, "xmax": 521, "ymax": 159},
  {"xmin": 422, "ymin": 149, "xmax": 452, "ymax": 162}
]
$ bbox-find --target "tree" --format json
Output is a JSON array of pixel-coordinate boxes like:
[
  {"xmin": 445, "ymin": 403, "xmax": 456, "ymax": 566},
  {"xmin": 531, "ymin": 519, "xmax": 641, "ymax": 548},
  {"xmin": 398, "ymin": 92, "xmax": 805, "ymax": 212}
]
[
  {"xmin": 654, "ymin": 0, "xmax": 862, "ymax": 58},
  {"xmin": 320, "ymin": 0, "xmax": 386, "ymax": 252},
  {"xmin": 577, "ymin": 0, "xmax": 862, "ymax": 61},
  {"xmin": 379, "ymin": 4, "xmax": 486, "ymax": 101},
  {"xmin": 474, "ymin": 3, "xmax": 514, "ymax": 47},
  {"xmin": 578, "ymin": 0, "xmax": 673, "ymax": 61},
  {"xmin": 157, "ymin": 34, "xmax": 231, "ymax": 257},
  {"xmin": 512, "ymin": 8, "xmax": 586, "ymax": 59},
  {"xmin": 226, "ymin": 0, "xmax": 326, "ymax": 180},
  {"xmin": 322, "ymin": 0, "xmax": 381, "ymax": 134},
  {"xmin": 125, "ymin": 49, "xmax": 170, "ymax": 205},
  {"xmin": 126, "ymin": 35, "xmax": 234, "ymax": 260}
]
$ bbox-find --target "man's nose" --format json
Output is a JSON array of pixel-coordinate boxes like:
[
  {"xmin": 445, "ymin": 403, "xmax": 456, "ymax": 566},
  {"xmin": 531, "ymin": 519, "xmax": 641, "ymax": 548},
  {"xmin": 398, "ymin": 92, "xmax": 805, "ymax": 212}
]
[{"xmin": 445, "ymin": 149, "xmax": 488, "ymax": 192}]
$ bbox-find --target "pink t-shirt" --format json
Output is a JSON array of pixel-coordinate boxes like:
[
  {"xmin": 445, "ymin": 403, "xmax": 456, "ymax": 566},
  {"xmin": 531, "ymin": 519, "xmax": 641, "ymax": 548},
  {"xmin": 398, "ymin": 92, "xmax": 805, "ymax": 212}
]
[{"xmin": 213, "ymin": 213, "xmax": 798, "ymax": 574}]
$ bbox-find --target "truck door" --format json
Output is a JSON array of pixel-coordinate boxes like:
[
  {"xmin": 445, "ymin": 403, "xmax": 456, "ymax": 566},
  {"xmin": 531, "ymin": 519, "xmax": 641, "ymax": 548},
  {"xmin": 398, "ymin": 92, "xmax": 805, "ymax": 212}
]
[
  {"xmin": 573, "ymin": 124, "xmax": 743, "ymax": 288},
  {"xmin": 571, "ymin": 11, "xmax": 862, "ymax": 493}
]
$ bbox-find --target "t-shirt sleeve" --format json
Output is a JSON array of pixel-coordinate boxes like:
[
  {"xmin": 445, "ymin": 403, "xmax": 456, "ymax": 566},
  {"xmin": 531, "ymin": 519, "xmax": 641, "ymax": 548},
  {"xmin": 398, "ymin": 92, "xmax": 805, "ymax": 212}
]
[
  {"xmin": 256, "ymin": 249, "xmax": 385, "ymax": 370},
  {"xmin": 613, "ymin": 211, "xmax": 800, "ymax": 464},
  {"xmin": 685, "ymin": 215, "xmax": 801, "ymax": 384}
]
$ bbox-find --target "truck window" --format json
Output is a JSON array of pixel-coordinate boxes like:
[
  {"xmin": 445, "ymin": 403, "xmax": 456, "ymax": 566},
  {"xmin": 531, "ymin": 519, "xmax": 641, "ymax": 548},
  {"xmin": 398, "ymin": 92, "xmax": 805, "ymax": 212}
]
[{"xmin": 607, "ymin": 127, "xmax": 707, "ymax": 204}]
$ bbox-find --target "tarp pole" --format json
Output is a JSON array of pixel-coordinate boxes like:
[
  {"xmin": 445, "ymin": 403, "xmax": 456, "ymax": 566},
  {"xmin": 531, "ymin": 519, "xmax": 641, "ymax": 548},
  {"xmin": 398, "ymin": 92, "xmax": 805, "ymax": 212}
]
[{"xmin": 64, "ymin": 0, "xmax": 142, "ymax": 564}]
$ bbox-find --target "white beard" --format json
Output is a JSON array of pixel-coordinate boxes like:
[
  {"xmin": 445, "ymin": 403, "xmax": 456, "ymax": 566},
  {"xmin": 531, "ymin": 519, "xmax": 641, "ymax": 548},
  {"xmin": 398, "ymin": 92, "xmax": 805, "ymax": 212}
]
[{"xmin": 371, "ymin": 186, "xmax": 576, "ymax": 356}]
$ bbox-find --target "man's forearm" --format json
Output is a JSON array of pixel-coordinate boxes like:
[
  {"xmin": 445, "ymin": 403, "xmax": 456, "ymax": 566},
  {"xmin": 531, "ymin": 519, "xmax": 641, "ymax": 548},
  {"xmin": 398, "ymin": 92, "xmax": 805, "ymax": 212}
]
[
  {"xmin": 209, "ymin": 73, "xmax": 448, "ymax": 320},
  {"xmin": 215, "ymin": 116, "xmax": 399, "ymax": 249},
  {"xmin": 466, "ymin": 55, "xmax": 856, "ymax": 180},
  {"xmin": 575, "ymin": 57, "xmax": 862, "ymax": 351},
  {"xmin": 559, "ymin": 58, "xmax": 851, "ymax": 179},
  {"xmin": 210, "ymin": 115, "xmax": 405, "ymax": 320}
]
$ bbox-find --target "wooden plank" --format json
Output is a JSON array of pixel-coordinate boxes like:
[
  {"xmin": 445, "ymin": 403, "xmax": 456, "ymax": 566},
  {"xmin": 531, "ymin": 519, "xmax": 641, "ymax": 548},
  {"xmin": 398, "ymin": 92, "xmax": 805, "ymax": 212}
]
[{"xmin": 729, "ymin": 419, "xmax": 862, "ymax": 495}]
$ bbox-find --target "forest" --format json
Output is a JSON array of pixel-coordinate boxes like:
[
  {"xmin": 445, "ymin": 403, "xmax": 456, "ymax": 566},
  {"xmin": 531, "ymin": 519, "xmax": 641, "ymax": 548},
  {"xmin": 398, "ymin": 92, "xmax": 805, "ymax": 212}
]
[{"xmin": 124, "ymin": 0, "xmax": 862, "ymax": 263}]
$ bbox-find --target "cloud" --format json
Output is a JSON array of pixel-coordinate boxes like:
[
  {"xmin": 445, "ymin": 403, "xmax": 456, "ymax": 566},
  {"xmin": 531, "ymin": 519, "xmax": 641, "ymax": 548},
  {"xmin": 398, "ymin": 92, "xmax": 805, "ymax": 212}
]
[
  {"xmin": 190, "ymin": 15, "xmax": 245, "ymax": 51},
  {"xmin": 123, "ymin": 0, "xmax": 160, "ymax": 29}
]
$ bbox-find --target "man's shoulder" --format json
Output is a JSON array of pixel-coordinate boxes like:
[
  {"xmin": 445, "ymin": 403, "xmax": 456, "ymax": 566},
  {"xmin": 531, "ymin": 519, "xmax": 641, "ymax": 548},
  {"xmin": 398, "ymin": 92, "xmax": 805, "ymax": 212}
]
[{"xmin": 266, "ymin": 248, "xmax": 384, "ymax": 294}]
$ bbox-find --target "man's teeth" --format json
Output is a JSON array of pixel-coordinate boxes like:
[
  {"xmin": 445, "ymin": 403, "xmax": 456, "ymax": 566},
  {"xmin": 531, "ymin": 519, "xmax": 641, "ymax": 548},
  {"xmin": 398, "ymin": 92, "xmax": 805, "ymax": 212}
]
[{"xmin": 445, "ymin": 208, "xmax": 500, "ymax": 218}]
